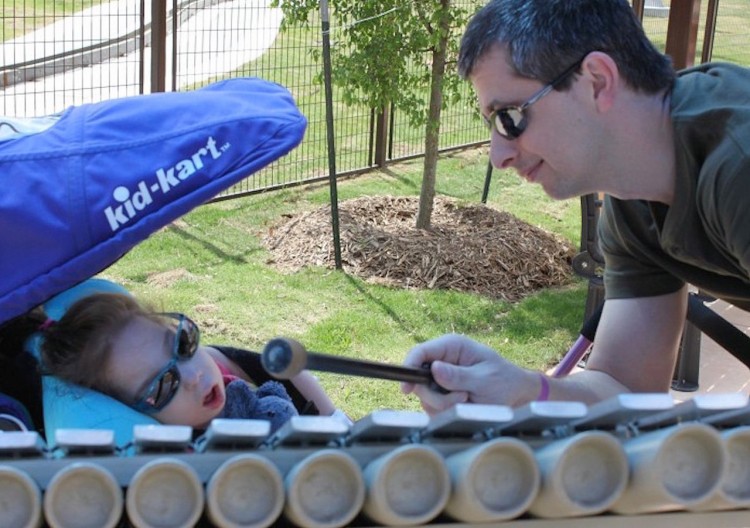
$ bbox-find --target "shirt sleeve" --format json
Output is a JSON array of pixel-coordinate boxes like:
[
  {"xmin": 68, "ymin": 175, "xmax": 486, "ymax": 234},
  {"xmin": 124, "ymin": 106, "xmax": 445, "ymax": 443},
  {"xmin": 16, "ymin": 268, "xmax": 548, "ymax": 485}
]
[
  {"xmin": 598, "ymin": 196, "xmax": 684, "ymax": 300},
  {"xmin": 700, "ymin": 139, "xmax": 750, "ymax": 279}
]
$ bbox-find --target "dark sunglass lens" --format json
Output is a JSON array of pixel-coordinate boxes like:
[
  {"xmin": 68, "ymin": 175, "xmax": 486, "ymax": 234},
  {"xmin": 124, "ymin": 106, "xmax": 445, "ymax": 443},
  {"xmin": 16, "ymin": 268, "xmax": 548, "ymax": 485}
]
[
  {"xmin": 150, "ymin": 369, "xmax": 180, "ymax": 408},
  {"xmin": 496, "ymin": 108, "xmax": 526, "ymax": 139},
  {"xmin": 144, "ymin": 379, "xmax": 163, "ymax": 407},
  {"xmin": 177, "ymin": 319, "xmax": 199, "ymax": 359}
]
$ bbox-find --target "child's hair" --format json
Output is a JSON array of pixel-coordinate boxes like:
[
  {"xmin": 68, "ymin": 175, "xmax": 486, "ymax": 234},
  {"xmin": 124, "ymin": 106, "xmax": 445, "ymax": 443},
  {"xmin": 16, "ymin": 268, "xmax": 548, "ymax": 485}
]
[{"xmin": 40, "ymin": 293, "xmax": 160, "ymax": 396}]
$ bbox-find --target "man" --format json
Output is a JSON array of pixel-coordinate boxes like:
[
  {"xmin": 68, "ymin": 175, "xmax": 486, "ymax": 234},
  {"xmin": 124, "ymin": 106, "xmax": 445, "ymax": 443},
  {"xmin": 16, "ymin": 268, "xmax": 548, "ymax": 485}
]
[{"xmin": 402, "ymin": 0, "xmax": 750, "ymax": 414}]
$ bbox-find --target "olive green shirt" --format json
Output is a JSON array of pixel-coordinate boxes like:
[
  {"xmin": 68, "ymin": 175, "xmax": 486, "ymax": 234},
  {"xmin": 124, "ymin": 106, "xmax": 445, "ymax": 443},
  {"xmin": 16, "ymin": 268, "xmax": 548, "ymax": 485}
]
[{"xmin": 599, "ymin": 62, "xmax": 750, "ymax": 310}]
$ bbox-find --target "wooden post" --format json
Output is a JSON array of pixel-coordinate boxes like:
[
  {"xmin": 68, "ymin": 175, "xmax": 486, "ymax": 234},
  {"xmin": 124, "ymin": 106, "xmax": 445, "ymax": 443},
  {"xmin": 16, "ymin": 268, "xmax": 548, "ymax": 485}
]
[
  {"xmin": 632, "ymin": 0, "xmax": 645, "ymax": 21},
  {"xmin": 373, "ymin": 107, "xmax": 390, "ymax": 167},
  {"xmin": 665, "ymin": 0, "xmax": 702, "ymax": 70}
]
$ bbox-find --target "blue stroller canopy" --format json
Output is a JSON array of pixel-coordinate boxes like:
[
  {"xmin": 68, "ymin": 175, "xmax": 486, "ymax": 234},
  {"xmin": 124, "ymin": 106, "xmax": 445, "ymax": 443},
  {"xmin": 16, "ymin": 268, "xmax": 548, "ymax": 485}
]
[{"xmin": 0, "ymin": 78, "xmax": 306, "ymax": 324}]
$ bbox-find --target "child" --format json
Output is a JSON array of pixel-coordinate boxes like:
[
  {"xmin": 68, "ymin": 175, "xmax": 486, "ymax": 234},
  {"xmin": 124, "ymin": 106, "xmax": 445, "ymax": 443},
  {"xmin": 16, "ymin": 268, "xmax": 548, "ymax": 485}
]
[{"xmin": 37, "ymin": 293, "xmax": 339, "ymax": 432}]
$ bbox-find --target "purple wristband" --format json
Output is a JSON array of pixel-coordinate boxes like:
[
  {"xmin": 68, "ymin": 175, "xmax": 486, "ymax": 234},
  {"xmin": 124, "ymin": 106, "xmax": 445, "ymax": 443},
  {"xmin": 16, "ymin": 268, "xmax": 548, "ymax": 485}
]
[{"xmin": 536, "ymin": 373, "xmax": 550, "ymax": 401}]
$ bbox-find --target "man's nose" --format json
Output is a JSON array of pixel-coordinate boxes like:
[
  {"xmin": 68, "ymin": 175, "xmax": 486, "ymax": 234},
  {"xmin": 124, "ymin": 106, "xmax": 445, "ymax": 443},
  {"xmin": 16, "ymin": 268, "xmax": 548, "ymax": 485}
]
[{"xmin": 489, "ymin": 132, "xmax": 518, "ymax": 170}]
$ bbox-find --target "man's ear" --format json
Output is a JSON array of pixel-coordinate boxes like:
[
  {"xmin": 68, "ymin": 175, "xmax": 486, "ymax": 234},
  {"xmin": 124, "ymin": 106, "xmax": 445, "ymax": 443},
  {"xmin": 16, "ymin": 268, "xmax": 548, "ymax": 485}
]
[{"xmin": 580, "ymin": 51, "xmax": 619, "ymax": 112}]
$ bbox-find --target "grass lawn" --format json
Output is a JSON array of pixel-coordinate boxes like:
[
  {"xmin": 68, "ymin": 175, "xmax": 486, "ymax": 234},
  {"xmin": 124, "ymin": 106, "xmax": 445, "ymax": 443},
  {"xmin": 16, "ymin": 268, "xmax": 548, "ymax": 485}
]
[
  {"xmin": 101, "ymin": 147, "xmax": 588, "ymax": 420},
  {"xmin": 1, "ymin": 1, "xmax": 100, "ymax": 41}
]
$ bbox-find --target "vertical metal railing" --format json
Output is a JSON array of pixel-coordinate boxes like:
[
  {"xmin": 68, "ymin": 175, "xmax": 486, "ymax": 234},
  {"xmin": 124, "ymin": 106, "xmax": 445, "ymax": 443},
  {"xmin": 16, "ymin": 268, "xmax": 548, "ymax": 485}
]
[{"xmin": 151, "ymin": 0, "xmax": 167, "ymax": 93}]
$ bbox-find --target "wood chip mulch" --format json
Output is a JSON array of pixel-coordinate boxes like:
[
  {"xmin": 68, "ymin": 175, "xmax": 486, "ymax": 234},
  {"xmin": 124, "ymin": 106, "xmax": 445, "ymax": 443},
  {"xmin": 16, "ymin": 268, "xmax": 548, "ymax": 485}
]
[{"xmin": 263, "ymin": 195, "xmax": 576, "ymax": 302}]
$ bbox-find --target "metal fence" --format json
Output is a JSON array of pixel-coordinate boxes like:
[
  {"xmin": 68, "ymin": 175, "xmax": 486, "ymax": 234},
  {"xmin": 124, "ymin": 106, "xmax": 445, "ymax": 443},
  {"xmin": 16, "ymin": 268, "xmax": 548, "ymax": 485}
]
[{"xmin": 2, "ymin": 0, "xmax": 748, "ymax": 200}]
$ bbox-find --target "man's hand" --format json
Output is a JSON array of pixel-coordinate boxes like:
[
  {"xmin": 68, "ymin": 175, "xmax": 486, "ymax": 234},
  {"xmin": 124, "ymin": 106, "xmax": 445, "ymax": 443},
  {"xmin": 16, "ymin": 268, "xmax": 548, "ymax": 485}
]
[{"xmin": 401, "ymin": 334, "xmax": 538, "ymax": 415}]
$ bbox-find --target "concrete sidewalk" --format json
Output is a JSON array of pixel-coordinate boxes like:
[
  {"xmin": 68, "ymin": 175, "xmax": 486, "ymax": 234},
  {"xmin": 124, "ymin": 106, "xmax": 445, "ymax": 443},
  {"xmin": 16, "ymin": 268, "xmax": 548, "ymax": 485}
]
[{"xmin": 1, "ymin": 0, "xmax": 282, "ymax": 117}]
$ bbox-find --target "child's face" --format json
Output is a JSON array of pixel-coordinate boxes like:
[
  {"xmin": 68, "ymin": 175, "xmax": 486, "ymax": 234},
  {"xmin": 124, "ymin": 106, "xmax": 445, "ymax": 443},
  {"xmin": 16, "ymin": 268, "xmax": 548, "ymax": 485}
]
[{"xmin": 105, "ymin": 315, "xmax": 226, "ymax": 429}]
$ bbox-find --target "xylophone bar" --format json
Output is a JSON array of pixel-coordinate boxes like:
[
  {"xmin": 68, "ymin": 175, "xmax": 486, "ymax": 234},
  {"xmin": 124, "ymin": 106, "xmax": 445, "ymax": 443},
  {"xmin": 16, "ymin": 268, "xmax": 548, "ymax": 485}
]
[{"xmin": 2, "ymin": 393, "xmax": 750, "ymax": 528}]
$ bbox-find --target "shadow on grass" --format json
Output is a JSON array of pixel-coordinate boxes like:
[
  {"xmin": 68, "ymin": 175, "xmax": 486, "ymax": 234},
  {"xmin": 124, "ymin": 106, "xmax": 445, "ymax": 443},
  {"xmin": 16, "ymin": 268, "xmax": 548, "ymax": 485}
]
[
  {"xmin": 342, "ymin": 272, "xmax": 587, "ymax": 348},
  {"xmin": 500, "ymin": 285, "xmax": 587, "ymax": 342},
  {"xmin": 343, "ymin": 274, "xmax": 429, "ymax": 344},
  {"xmin": 166, "ymin": 223, "xmax": 257, "ymax": 265},
  {"xmin": 377, "ymin": 167, "xmax": 420, "ymax": 191}
]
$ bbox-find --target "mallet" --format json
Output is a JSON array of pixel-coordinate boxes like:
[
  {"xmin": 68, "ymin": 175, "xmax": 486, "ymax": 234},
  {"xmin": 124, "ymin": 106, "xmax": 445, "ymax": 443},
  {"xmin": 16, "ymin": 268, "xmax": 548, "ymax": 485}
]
[{"xmin": 261, "ymin": 337, "xmax": 448, "ymax": 393}]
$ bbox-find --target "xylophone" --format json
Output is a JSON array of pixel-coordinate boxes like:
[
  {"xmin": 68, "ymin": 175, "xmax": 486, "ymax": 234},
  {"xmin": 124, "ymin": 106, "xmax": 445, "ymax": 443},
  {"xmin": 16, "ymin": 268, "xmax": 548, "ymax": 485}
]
[{"xmin": 2, "ymin": 393, "xmax": 750, "ymax": 528}]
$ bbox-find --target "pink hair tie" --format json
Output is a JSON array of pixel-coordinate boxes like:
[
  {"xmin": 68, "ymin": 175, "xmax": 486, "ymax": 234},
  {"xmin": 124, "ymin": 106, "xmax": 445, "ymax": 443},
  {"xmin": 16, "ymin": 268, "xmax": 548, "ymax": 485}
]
[{"xmin": 38, "ymin": 318, "xmax": 56, "ymax": 332}]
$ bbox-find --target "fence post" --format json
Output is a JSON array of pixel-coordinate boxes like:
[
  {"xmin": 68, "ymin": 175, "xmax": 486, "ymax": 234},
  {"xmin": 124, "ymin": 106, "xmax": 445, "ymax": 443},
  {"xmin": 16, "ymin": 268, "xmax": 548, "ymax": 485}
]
[
  {"xmin": 373, "ymin": 107, "xmax": 390, "ymax": 167},
  {"xmin": 150, "ymin": 0, "xmax": 167, "ymax": 93},
  {"xmin": 481, "ymin": 161, "xmax": 493, "ymax": 204},
  {"xmin": 320, "ymin": 0, "xmax": 342, "ymax": 269}
]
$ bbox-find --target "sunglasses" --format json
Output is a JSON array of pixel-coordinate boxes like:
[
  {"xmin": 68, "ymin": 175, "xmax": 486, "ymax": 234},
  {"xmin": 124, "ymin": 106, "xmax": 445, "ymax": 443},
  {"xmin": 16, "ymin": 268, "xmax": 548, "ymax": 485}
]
[
  {"xmin": 131, "ymin": 313, "xmax": 201, "ymax": 414},
  {"xmin": 482, "ymin": 58, "xmax": 584, "ymax": 140}
]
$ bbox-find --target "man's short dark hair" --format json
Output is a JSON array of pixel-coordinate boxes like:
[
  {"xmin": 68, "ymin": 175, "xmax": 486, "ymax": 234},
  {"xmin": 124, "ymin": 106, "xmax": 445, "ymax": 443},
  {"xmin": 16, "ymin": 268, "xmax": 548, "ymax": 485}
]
[{"xmin": 458, "ymin": 0, "xmax": 675, "ymax": 94}]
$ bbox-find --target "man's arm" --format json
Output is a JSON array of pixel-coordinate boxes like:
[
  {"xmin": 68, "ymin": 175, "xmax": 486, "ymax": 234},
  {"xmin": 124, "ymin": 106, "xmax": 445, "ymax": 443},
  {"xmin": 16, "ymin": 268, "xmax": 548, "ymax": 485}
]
[
  {"xmin": 544, "ymin": 286, "xmax": 688, "ymax": 402},
  {"xmin": 402, "ymin": 287, "xmax": 688, "ymax": 413}
]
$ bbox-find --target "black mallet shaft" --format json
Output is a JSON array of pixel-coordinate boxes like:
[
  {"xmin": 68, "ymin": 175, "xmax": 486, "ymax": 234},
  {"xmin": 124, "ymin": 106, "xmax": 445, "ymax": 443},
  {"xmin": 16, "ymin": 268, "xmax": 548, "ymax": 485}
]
[{"xmin": 261, "ymin": 337, "xmax": 447, "ymax": 392}]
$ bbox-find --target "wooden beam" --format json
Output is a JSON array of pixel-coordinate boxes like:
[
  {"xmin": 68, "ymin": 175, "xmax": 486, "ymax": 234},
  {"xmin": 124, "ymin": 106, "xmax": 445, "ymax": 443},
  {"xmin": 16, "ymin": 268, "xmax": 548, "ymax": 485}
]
[
  {"xmin": 632, "ymin": 0, "xmax": 645, "ymax": 21},
  {"xmin": 665, "ymin": 0, "xmax": 702, "ymax": 70}
]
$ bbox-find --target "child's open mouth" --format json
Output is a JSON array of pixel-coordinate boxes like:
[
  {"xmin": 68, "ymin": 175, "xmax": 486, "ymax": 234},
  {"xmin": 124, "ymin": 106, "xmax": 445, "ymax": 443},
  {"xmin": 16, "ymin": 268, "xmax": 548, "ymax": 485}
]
[{"xmin": 203, "ymin": 384, "xmax": 224, "ymax": 410}]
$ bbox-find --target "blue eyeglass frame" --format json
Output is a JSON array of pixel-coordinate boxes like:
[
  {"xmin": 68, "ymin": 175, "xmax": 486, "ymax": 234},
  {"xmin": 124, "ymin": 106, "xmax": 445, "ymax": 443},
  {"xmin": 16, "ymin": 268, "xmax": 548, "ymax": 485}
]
[
  {"xmin": 131, "ymin": 313, "xmax": 200, "ymax": 414},
  {"xmin": 483, "ymin": 57, "xmax": 585, "ymax": 140}
]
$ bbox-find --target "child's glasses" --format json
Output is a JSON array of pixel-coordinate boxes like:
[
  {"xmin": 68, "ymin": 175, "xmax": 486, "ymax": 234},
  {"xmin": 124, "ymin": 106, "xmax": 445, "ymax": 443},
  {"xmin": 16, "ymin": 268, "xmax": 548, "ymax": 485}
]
[{"xmin": 132, "ymin": 313, "xmax": 200, "ymax": 414}]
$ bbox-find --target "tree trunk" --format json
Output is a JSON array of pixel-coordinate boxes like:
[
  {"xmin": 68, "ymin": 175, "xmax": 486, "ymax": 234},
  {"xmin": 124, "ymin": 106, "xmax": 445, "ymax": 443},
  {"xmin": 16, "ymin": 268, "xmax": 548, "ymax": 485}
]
[{"xmin": 415, "ymin": 0, "xmax": 451, "ymax": 230}]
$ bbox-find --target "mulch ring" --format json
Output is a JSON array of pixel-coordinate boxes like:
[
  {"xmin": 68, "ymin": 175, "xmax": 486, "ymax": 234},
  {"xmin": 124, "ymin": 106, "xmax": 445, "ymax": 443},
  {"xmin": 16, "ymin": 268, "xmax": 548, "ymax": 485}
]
[{"xmin": 263, "ymin": 195, "xmax": 576, "ymax": 302}]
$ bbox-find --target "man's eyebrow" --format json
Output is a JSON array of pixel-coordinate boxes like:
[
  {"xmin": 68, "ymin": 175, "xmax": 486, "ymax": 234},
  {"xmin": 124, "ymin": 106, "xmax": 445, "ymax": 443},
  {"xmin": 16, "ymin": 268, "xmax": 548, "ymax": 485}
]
[
  {"xmin": 484, "ymin": 92, "xmax": 520, "ymax": 111},
  {"xmin": 480, "ymin": 98, "xmax": 499, "ymax": 113},
  {"xmin": 480, "ymin": 100, "xmax": 506, "ymax": 118}
]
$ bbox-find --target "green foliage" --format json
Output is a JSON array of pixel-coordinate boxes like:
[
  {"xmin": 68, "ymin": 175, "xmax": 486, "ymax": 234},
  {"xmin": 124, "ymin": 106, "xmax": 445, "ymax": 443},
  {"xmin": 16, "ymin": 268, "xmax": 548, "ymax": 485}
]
[{"xmin": 276, "ymin": 0, "xmax": 479, "ymax": 127}]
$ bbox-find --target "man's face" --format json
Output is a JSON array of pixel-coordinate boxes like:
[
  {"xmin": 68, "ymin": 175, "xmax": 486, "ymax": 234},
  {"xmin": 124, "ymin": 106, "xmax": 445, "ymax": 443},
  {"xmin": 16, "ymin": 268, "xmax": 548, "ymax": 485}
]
[{"xmin": 470, "ymin": 45, "xmax": 600, "ymax": 200}]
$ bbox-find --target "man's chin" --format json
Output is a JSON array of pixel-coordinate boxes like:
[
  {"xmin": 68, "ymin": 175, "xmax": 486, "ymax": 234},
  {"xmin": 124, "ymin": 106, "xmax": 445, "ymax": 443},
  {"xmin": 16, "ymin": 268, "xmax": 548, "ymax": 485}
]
[{"xmin": 540, "ymin": 183, "xmax": 571, "ymax": 201}]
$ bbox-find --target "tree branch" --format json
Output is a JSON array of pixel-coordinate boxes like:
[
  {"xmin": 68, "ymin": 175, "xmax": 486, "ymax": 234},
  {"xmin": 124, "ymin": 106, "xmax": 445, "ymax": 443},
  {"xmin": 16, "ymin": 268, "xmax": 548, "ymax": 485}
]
[{"xmin": 414, "ymin": 3, "xmax": 433, "ymax": 35}]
